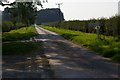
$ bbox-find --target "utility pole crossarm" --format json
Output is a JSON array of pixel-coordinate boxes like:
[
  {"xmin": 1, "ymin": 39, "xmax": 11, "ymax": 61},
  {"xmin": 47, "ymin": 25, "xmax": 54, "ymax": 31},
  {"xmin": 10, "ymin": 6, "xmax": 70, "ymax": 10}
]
[
  {"xmin": 56, "ymin": 3, "xmax": 62, "ymax": 9},
  {"xmin": 56, "ymin": 3, "xmax": 63, "ymax": 23}
]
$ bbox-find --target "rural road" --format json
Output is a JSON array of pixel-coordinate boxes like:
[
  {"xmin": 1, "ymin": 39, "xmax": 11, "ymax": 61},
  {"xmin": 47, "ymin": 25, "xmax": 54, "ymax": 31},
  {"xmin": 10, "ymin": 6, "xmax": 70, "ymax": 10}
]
[{"xmin": 35, "ymin": 26, "xmax": 119, "ymax": 78}]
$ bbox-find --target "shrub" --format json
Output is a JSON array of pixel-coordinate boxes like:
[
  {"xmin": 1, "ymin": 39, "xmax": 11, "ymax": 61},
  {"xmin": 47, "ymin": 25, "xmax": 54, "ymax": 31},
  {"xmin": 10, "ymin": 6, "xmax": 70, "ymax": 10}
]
[
  {"xmin": 89, "ymin": 40, "xmax": 104, "ymax": 52},
  {"xmin": 16, "ymin": 22, "xmax": 26, "ymax": 29},
  {"xmin": 2, "ymin": 21, "xmax": 14, "ymax": 32}
]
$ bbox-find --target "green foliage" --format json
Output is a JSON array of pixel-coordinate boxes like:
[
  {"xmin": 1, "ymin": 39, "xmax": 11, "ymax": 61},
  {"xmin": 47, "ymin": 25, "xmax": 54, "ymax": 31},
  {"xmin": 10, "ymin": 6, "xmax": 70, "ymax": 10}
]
[
  {"xmin": 7, "ymin": 2, "xmax": 38, "ymax": 26},
  {"xmin": 3, "ymin": 42, "xmax": 39, "ymax": 55},
  {"xmin": 47, "ymin": 15, "xmax": 120, "ymax": 40},
  {"xmin": 2, "ymin": 21, "xmax": 26, "ymax": 32},
  {"xmin": 15, "ymin": 22, "xmax": 26, "ymax": 29},
  {"xmin": 89, "ymin": 40, "xmax": 104, "ymax": 52},
  {"xmin": 2, "ymin": 26, "xmax": 38, "ymax": 41},
  {"xmin": 105, "ymin": 16, "xmax": 119, "ymax": 37},
  {"xmin": 42, "ymin": 26, "xmax": 120, "ymax": 63},
  {"xmin": 2, "ymin": 21, "xmax": 14, "ymax": 32}
]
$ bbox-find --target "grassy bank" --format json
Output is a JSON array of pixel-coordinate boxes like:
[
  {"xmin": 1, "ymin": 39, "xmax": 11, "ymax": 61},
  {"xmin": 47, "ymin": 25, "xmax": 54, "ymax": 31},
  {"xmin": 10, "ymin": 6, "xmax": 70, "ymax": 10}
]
[
  {"xmin": 2, "ymin": 26, "xmax": 38, "ymax": 42},
  {"xmin": 2, "ymin": 26, "xmax": 41, "ymax": 55},
  {"xmin": 3, "ymin": 42, "xmax": 43, "ymax": 55},
  {"xmin": 41, "ymin": 26, "xmax": 120, "ymax": 63}
]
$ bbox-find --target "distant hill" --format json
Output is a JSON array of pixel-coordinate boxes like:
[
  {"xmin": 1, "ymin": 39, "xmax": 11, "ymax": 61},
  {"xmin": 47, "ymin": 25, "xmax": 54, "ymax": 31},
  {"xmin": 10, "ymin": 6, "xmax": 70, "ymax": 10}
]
[{"xmin": 35, "ymin": 8, "xmax": 64, "ymax": 24}]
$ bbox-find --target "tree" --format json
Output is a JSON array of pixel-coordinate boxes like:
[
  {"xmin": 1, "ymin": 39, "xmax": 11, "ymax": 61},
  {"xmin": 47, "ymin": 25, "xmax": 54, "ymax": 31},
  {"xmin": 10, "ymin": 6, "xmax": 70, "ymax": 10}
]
[
  {"xmin": 0, "ymin": 0, "xmax": 47, "ymax": 27},
  {"xmin": 9, "ymin": 2, "xmax": 37, "ymax": 26},
  {"xmin": 0, "ymin": 0, "xmax": 44, "ymax": 6}
]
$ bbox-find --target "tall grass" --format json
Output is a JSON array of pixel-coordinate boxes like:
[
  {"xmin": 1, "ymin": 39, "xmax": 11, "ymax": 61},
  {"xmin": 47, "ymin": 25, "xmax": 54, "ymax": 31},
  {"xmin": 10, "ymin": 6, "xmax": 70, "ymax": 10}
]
[
  {"xmin": 2, "ymin": 26, "xmax": 38, "ymax": 42},
  {"xmin": 41, "ymin": 26, "xmax": 120, "ymax": 63}
]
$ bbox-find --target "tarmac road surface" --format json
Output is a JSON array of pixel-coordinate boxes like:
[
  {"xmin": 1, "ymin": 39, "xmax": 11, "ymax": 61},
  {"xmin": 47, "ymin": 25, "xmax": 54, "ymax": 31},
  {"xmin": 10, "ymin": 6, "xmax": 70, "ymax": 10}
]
[{"xmin": 35, "ymin": 26, "xmax": 119, "ymax": 78}]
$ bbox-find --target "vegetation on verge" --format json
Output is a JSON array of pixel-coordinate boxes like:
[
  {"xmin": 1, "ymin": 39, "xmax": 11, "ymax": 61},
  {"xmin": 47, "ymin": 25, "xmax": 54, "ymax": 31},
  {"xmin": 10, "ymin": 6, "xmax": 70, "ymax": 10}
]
[
  {"xmin": 41, "ymin": 26, "xmax": 120, "ymax": 63},
  {"xmin": 2, "ymin": 21, "xmax": 26, "ymax": 32},
  {"xmin": 3, "ymin": 42, "xmax": 41, "ymax": 55},
  {"xmin": 46, "ymin": 16, "xmax": 120, "ymax": 40},
  {"xmin": 2, "ymin": 26, "xmax": 38, "ymax": 42}
]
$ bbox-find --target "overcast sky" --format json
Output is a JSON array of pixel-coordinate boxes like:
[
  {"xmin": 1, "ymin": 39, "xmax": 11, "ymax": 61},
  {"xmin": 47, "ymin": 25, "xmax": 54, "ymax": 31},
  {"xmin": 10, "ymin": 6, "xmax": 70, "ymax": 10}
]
[{"xmin": 0, "ymin": 0, "xmax": 119, "ymax": 20}]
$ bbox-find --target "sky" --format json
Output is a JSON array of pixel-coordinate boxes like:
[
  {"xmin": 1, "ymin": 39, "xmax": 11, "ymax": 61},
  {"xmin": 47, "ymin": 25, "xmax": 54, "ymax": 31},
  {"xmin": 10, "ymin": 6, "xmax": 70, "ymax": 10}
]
[{"xmin": 0, "ymin": 0, "xmax": 120, "ymax": 20}]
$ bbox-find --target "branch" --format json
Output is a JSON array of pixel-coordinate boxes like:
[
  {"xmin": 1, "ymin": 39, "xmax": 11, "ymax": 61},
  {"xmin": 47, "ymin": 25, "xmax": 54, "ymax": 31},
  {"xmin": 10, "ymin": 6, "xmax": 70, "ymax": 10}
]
[{"xmin": 0, "ymin": 1, "xmax": 16, "ymax": 6}]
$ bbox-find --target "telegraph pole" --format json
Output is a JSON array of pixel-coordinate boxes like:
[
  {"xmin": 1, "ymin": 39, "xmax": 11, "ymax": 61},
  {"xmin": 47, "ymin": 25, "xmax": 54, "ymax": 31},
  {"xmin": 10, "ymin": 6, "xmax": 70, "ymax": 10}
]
[
  {"xmin": 56, "ymin": 3, "xmax": 62, "ymax": 23},
  {"xmin": 56, "ymin": 3, "xmax": 62, "ymax": 9}
]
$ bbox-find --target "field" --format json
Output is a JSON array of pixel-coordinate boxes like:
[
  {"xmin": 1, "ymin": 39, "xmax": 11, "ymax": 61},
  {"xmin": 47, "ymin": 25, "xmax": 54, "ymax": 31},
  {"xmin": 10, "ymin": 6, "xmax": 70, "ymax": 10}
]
[
  {"xmin": 2, "ymin": 26, "xmax": 38, "ymax": 42},
  {"xmin": 41, "ymin": 26, "xmax": 120, "ymax": 63}
]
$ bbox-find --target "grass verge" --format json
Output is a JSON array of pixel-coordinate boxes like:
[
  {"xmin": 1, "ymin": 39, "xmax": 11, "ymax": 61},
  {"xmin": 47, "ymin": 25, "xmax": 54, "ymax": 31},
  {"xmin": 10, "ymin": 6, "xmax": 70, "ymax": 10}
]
[
  {"xmin": 2, "ymin": 42, "xmax": 43, "ymax": 55},
  {"xmin": 41, "ymin": 26, "xmax": 120, "ymax": 63},
  {"xmin": 2, "ymin": 26, "xmax": 38, "ymax": 42}
]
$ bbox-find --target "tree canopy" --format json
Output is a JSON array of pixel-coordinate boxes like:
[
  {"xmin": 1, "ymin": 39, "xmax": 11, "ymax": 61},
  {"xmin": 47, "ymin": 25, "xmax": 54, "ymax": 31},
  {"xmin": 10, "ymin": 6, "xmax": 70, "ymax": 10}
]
[{"xmin": 1, "ymin": 0, "xmax": 47, "ymax": 27}]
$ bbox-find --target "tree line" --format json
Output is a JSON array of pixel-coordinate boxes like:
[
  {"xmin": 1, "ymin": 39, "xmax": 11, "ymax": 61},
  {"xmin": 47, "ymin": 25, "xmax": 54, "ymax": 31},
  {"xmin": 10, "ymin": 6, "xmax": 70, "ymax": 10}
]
[
  {"xmin": 47, "ymin": 15, "xmax": 120, "ymax": 40},
  {"xmin": 2, "ymin": 1, "xmax": 43, "ymax": 32}
]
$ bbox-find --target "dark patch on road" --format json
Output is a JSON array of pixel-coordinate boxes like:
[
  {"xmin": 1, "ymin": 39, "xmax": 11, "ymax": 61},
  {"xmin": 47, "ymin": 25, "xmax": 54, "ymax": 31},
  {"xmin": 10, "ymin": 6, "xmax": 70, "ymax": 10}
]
[{"xmin": 2, "ymin": 42, "xmax": 54, "ymax": 78}]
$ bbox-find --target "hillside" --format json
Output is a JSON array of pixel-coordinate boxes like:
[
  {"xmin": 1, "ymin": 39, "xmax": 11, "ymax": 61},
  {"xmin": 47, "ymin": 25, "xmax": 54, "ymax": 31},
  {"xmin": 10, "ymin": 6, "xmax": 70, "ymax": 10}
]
[{"xmin": 35, "ymin": 8, "xmax": 64, "ymax": 24}]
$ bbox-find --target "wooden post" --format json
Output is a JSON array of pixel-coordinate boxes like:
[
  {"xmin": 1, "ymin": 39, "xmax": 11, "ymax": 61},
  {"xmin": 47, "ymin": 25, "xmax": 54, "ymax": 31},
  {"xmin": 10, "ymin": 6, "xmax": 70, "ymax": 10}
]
[{"xmin": 95, "ymin": 26, "xmax": 100, "ymax": 39}]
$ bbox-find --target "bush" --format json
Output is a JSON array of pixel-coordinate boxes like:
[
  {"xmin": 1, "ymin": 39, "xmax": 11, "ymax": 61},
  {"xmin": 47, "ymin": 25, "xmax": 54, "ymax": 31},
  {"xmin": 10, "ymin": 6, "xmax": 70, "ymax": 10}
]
[
  {"xmin": 89, "ymin": 40, "xmax": 104, "ymax": 53},
  {"xmin": 16, "ymin": 22, "xmax": 26, "ymax": 29},
  {"xmin": 2, "ymin": 21, "xmax": 14, "ymax": 32}
]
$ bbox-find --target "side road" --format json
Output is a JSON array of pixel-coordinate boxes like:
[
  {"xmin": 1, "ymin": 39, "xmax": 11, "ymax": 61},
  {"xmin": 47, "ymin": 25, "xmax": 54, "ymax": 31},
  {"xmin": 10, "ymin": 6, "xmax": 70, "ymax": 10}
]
[{"xmin": 35, "ymin": 26, "xmax": 119, "ymax": 78}]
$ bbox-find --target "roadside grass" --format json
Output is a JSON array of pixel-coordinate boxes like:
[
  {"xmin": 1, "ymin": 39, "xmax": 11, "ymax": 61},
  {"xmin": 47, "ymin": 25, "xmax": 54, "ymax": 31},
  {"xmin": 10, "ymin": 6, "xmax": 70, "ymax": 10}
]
[
  {"xmin": 2, "ymin": 26, "xmax": 42, "ymax": 55},
  {"xmin": 41, "ymin": 26, "xmax": 120, "ymax": 63},
  {"xmin": 2, "ymin": 42, "xmax": 43, "ymax": 55},
  {"xmin": 2, "ymin": 26, "xmax": 38, "ymax": 42}
]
